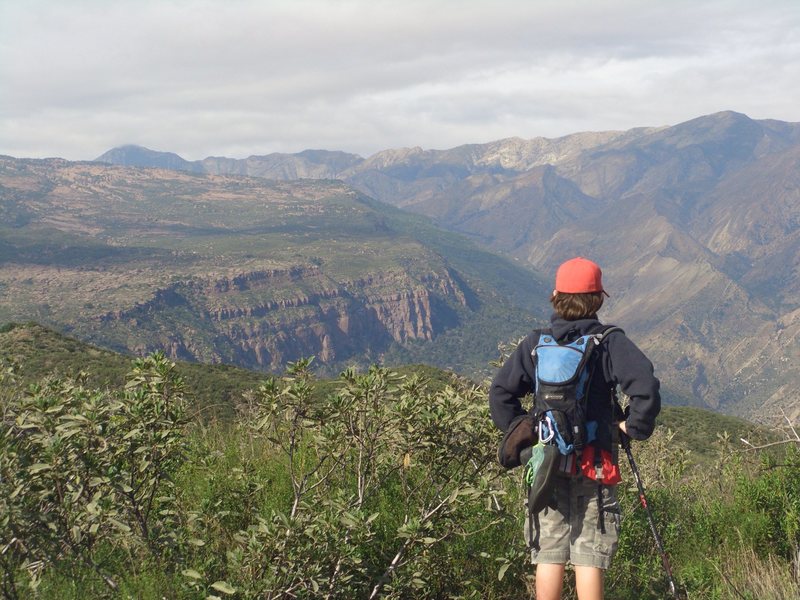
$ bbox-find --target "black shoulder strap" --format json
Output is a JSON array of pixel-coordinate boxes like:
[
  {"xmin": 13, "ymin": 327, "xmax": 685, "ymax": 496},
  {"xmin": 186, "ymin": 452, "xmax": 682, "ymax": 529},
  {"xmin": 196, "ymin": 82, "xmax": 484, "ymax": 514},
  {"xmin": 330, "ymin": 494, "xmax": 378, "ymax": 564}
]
[
  {"xmin": 586, "ymin": 325, "xmax": 624, "ymax": 406},
  {"xmin": 593, "ymin": 324, "xmax": 624, "ymax": 343}
]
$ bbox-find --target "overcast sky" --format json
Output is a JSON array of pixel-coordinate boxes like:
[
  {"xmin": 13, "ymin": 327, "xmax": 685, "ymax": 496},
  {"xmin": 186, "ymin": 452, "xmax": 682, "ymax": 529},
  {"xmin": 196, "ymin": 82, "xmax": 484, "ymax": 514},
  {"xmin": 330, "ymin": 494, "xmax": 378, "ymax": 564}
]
[{"xmin": 2, "ymin": 0, "xmax": 799, "ymax": 161}]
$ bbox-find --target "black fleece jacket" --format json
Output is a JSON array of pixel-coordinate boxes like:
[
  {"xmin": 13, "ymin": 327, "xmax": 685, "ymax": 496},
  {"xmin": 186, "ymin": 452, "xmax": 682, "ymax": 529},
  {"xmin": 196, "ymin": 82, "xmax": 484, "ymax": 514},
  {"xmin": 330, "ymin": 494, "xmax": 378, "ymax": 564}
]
[{"xmin": 489, "ymin": 314, "xmax": 661, "ymax": 442}]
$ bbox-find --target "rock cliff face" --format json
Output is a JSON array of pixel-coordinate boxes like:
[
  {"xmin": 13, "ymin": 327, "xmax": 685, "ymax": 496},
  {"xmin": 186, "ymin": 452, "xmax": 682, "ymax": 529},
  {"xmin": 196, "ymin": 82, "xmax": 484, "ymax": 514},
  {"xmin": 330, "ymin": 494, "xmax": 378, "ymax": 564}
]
[
  {"xmin": 80, "ymin": 250, "xmax": 471, "ymax": 370},
  {"xmin": 96, "ymin": 265, "xmax": 468, "ymax": 371}
]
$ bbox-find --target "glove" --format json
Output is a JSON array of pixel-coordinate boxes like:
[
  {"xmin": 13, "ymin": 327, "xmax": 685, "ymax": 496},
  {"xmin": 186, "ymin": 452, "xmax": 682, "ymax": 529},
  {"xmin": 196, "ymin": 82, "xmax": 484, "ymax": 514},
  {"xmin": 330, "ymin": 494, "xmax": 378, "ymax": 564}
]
[{"xmin": 497, "ymin": 415, "xmax": 537, "ymax": 469}]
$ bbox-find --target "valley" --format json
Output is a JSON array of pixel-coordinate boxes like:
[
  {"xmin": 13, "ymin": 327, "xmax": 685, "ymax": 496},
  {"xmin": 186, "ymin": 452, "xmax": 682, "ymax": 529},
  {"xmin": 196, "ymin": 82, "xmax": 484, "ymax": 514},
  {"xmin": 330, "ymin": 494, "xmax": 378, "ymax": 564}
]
[{"xmin": 0, "ymin": 158, "xmax": 548, "ymax": 377}]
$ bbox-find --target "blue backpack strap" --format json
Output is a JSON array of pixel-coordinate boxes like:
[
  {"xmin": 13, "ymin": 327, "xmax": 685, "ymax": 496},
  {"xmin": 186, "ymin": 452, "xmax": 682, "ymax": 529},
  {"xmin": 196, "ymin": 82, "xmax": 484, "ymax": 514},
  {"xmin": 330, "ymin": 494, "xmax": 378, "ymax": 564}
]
[{"xmin": 531, "ymin": 329, "xmax": 554, "ymax": 394}]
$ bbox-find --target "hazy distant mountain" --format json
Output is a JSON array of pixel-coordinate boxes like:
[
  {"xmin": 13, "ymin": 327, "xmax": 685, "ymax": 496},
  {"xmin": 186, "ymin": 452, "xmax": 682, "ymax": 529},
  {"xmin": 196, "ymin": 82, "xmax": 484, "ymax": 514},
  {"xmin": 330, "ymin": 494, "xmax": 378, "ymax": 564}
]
[
  {"xmin": 97, "ymin": 146, "xmax": 363, "ymax": 180},
  {"xmin": 96, "ymin": 130, "xmax": 648, "ymax": 182},
  {"xmin": 92, "ymin": 111, "xmax": 800, "ymax": 418},
  {"xmin": 344, "ymin": 112, "xmax": 800, "ymax": 419},
  {"xmin": 95, "ymin": 145, "xmax": 204, "ymax": 172},
  {"xmin": 201, "ymin": 149, "xmax": 363, "ymax": 179}
]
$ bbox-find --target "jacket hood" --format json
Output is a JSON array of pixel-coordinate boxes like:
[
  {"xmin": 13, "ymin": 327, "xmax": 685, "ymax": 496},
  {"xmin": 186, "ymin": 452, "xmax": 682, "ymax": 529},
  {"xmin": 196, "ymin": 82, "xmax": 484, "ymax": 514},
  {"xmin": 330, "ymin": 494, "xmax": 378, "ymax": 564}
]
[{"xmin": 549, "ymin": 314, "xmax": 604, "ymax": 341}]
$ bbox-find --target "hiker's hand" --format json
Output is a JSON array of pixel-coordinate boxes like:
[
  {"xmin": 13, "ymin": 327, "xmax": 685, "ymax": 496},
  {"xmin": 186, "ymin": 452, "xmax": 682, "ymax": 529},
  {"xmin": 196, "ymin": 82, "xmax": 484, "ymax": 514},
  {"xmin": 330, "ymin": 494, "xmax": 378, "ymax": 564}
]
[{"xmin": 618, "ymin": 421, "xmax": 628, "ymax": 435}]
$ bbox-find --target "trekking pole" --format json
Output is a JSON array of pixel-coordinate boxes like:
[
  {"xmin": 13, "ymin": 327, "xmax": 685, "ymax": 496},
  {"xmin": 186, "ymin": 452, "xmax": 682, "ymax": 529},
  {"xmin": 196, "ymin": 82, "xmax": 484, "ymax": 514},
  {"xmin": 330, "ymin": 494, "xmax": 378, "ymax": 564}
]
[{"xmin": 620, "ymin": 432, "xmax": 680, "ymax": 599}]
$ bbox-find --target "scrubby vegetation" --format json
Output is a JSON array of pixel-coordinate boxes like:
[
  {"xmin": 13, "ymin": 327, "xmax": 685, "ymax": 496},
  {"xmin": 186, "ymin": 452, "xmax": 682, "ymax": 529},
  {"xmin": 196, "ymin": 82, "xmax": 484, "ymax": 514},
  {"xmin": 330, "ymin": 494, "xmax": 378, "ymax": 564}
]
[{"xmin": 1, "ymin": 351, "xmax": 798, "ymax": 599}]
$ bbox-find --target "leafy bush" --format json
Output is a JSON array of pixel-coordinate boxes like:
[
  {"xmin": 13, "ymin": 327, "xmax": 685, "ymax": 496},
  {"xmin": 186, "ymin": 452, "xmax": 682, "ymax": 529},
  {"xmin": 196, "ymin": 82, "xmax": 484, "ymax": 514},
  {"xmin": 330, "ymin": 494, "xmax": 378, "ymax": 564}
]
[
  {"xmin": 183, "ymin": 359, "xmax": 513, "ymax": 598},
  {"xmin": 0, "ymin": 353, "xmax": 189, "ymax": 597}
]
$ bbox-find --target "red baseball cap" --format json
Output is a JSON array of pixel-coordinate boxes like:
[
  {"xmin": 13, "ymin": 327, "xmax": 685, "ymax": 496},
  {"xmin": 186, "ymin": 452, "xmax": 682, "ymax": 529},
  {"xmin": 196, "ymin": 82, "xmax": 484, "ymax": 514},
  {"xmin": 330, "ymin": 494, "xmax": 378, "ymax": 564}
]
[{"xmin": 555, "ymin": 257, "xmax": 609, "ymax": 296}]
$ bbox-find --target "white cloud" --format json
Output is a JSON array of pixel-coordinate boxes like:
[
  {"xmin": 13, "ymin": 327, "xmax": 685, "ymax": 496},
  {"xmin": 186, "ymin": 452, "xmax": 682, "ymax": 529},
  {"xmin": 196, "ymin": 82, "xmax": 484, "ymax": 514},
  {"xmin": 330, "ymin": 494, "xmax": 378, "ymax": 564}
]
[{"xmin": 1, "ymin": 0, "xmax": 799, "ymax": 159}]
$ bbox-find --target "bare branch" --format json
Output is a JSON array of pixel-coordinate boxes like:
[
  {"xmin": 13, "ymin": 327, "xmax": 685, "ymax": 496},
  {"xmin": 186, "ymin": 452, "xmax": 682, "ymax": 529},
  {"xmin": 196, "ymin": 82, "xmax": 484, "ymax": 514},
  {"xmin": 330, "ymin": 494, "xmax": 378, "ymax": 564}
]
[{"xmin": 740, "ymin": 408, "xmax": 800, "ymax": 451}]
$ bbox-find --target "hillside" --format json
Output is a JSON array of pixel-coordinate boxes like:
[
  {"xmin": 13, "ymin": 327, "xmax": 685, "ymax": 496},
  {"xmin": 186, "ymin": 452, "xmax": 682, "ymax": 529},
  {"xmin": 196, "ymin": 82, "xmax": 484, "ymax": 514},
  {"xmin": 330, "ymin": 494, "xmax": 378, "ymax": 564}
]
[
  {"xmin": 94, "ymin": 112, "xmax": 800, "ymax": 418},
  {"xmin": 0, "ymin": 322, "xmax": 264, "ymax": 418},
  {"xmin": 0, "ymin": 321, "xmax": 765, "ymax": 464},
  {"xmin": 349, "ymin": 113, "xmax": 800, "ymax": 419},
  {"xmin": 0, "ymin": 157, "xmax": 550, "ymax": 376},
  {"xmin": 0, "ymin": 322, "xmax": 462, "ymax": 418}
]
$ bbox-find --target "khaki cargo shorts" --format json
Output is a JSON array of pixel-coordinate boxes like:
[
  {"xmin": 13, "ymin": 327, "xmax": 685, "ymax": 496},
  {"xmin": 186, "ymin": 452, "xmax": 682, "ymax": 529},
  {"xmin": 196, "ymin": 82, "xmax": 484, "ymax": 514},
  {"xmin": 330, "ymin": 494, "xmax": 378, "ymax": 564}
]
[{"xmin": 525, "ymin": 475, "xmax": 621, "ymax": 569}]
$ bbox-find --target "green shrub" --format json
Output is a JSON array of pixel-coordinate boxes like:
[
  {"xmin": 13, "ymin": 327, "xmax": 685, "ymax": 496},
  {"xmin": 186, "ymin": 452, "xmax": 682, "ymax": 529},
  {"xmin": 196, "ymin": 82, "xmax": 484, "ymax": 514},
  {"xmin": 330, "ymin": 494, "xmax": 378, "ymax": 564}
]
[{"xmin": 0, "ymin": 353, "xmax": 189, "ymax": 597}]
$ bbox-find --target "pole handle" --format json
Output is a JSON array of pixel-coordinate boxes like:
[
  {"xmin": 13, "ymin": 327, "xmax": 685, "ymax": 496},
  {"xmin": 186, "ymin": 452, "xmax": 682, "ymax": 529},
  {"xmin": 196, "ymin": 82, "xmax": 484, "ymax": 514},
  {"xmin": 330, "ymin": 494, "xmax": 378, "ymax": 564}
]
[{"xmin": 619, "ymin": 428, "xmax": 632, "ymax": 451}]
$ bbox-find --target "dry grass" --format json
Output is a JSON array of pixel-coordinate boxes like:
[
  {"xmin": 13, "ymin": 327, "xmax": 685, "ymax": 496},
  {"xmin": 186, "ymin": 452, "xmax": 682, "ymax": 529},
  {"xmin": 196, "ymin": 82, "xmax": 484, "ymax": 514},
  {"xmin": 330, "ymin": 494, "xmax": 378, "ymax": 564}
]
[{"xmin": 711, "ymin": 546, "xmax": 799, "ymax": 600}]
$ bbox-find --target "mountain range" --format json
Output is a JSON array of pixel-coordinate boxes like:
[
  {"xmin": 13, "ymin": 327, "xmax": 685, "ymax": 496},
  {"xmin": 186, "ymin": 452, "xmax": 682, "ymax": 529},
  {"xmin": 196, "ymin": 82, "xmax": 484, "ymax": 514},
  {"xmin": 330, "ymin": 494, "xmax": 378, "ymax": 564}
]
[{"xmin": 91, "ymin": 111, "xmax": 800, "ymax": 419}]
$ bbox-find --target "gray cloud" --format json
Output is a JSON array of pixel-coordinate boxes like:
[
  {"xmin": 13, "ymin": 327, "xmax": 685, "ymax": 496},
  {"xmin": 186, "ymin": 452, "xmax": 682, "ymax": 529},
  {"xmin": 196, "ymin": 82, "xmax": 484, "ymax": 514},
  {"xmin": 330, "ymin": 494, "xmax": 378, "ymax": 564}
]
[{"xmin": 1, "ymin": 0, "xmax": 799, "ymax": 160}]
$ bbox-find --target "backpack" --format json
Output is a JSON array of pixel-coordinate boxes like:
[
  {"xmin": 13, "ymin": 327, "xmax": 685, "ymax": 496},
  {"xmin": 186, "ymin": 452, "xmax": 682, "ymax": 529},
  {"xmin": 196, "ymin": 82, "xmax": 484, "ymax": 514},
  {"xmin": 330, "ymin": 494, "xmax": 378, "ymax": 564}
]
[
  {"xmin": 530, "ymin": 325, "xmax": 622, "ymax": 456},
  {"xmin": 523, "ymin": 325, "xmax": 623, "ymax": 550}
]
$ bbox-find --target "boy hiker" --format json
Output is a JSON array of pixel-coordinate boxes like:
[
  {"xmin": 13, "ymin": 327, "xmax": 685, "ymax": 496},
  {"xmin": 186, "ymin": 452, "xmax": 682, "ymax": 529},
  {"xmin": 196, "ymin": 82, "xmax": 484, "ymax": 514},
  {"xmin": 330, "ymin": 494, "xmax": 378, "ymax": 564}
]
[{"xmin": 489, "ymin": 257, "xmax": 660, "ymax": 600}]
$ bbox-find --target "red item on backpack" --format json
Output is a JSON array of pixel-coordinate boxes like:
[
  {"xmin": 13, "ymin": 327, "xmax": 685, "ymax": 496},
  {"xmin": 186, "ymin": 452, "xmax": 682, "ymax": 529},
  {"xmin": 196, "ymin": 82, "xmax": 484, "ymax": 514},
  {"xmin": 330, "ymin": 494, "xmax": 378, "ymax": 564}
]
[{"xmin": 580, "ymin": 445, "xmax": 622, "ymax": 485}]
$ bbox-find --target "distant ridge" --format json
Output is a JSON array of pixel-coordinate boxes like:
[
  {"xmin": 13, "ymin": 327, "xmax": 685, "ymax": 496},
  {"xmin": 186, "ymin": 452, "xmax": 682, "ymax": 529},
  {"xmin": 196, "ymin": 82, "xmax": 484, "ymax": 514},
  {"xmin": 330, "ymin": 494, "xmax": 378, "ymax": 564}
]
[
  {"xmin": 95, "ymin": 127, "xmax": 651, "ymax": 179},
  {"xmin": 96, "ymin": 145, "xmax": 364, "ymax": 179}
]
